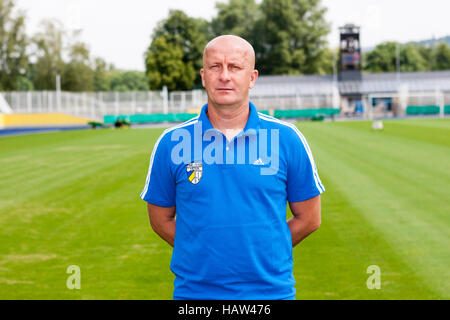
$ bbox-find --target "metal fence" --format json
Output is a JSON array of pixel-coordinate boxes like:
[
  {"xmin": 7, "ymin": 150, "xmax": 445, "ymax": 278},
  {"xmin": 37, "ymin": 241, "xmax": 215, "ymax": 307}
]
[
  {"xmin": 0, "ymin": 76, "xmax": 450, "ymax": 121},
  {"xmin": 0, "ymin": 88, "xmax": 337, "ymax": 121},
  {"xmin": 1, "ymin": 90, "xmax": 170, "ymax": 121}
]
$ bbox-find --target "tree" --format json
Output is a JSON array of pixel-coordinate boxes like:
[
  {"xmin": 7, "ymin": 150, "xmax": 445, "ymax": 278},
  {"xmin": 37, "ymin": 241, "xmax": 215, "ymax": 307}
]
[
  {"xmin": 0, "ymin": 0, "xmax": 28, "ymax": 91},
  {"xmin": 315, "ymin": 46, "xmax": 335, "ymax": 75},
  {"xmin": 432, "ymin": 42, "xmax": 450, "ymax": 70},
  {"xmin": 61, "ymin": 38, "xmax": 94, "ymax": 92},
  {"xmin": 93, "ymin": 57, "xmax": 110, "ymax": 91},
  {"xmin": 364, "ymin": 42, "xmax": 397, "ymax": 72},
  {"xmin": 400, "ymin": 44, "xmax": 428, "ymax": 72},
  {"xmin": 109, "ymin": 70, "xmax": 149, "ymax": 91},
  {"xmin": 31, "ymin": 19, "xmax": 65, "ymax": 90},
  {"xmin": 254, "ymin": 0, "xmax": 331, "ymax": 75},
  {"xmin": 211, "ymin": 0, "xmax": 260, "ymax": 40},
  {"xmin": 16, "ymin": 75, "xmax": 33, "ymax": 91},
  {"xmin": 32, "ymin": 21, "xmax": 99, "ymax": 92},
  {"xmin": 364, "ymin": 42, "xmax": 427, "ymax": 73},
  {"xmin": 145, "ymin": 36, "xmax": 195, "ymax": 91},
  {"xmin": 146, "ymin": 10, "xmax": 210, "ymax": 89},
  {"xmin": 417, "ymin": 45, "xmax": 433, "ymax": 70}
]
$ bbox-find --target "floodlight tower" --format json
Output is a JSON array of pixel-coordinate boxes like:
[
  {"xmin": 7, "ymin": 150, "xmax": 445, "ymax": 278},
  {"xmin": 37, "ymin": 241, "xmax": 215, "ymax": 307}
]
[
  {"xmin": 338, "ymin": 23, "xmax": 363, "ymax": 115},
  {"xmin": 338, "ymin": 23, "xmax": 362, "ymax": 81}
]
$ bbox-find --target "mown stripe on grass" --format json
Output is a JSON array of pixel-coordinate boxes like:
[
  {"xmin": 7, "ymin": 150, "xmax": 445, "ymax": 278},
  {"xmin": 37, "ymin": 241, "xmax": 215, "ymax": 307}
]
[
  {"xmin": 297, "ymin": 121, "xmax": 449, "ymax": 298},
  {"xmin": 0, "ymin": 139, "xmax": 172, "ymax": 299},
  {"xmin": 388, "ymin": 118, "xmax": 450, "ymax": 130},
  {"xmin": 292, "ymin": 175, "xmax": 441, "ymax": 299},
  {"xmin": 1, "ymin": 123, "xmax": 448, "ymax": 299},
  {"xmin": 311, "ymin": 123, "xmax": 449, "ymax": 225},
  {"xmin": 0, "ymin": 129, "xmax": 161, "ymax": 214},
  {"xmin": 336, "ymin": 119, "xmax": 450, "ymax": 148}
]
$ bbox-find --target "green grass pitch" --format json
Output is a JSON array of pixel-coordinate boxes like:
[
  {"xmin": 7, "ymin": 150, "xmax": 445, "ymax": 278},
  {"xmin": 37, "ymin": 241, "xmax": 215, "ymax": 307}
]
[{"xmin": 0, "ymin": 118, "xmax": 448, "ymax": 299}]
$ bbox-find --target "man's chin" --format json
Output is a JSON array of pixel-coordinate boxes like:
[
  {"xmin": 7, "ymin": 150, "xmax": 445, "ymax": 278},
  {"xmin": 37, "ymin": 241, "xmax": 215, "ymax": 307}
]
[{"xmin": 211, "ymin": 97, "xmax": 239, "ymax": 106}]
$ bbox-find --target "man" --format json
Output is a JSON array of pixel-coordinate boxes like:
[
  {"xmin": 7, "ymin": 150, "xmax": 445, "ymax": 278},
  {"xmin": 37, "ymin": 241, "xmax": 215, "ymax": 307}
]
[{"xmin": 140, "ymin": 35, "xmax": 324, "ymax": 300}]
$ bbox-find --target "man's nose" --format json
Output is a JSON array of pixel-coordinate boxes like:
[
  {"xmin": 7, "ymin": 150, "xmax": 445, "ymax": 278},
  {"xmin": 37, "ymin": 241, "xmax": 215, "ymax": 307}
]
[{"xmin": 219, "ymin": 67, "xmax": 231, "ymax": 82}]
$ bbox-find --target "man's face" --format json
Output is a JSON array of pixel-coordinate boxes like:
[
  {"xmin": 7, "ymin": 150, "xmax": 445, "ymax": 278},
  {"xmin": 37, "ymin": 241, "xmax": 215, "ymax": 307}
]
[{"xmin": 201, "ymin": 41, "xmax": 258, "ymax": 107}]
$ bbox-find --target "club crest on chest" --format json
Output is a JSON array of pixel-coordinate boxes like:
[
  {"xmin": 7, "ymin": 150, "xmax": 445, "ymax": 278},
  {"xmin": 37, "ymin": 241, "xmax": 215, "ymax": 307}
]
[{"xmin": 186, "ymin": 162, "xmax": 203, "ymax": 185}]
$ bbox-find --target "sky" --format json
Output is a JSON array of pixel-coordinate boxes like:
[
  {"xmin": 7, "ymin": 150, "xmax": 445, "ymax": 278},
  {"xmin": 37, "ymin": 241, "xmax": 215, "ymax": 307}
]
[{"xmin": 15, "ymin": 0, "xmax": 450, "ymax": 71}]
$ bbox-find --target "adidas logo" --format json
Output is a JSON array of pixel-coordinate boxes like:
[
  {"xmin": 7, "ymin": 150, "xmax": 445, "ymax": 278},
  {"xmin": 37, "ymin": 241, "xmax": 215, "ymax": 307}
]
[{"xmin": 253, "ymin": 158, "xmax": 265, "ymax": 166}]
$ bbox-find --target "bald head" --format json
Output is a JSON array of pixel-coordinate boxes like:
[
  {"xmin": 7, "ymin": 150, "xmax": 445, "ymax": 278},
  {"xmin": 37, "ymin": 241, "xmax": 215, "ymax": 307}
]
[
  {"xmin": 200, "ymin": 35, "xmax": 258, "ymax": 108},
  {"xmin": 203, "ymin": 35, "xmax": 256, "ymax": 69}
]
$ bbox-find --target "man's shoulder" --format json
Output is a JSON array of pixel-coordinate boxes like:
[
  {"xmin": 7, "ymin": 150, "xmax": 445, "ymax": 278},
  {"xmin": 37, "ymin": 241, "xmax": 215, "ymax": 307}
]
[
  {"xmin": 156, "ymin": 115, "xmax": 201, "ymax": 144},
  {"xmin": 164, "ymin": 115, "xmax": 201, "ymax": 134},
  {"xmin": 257, "ymin": 112, "xmax": 304, "ymax": 141}
]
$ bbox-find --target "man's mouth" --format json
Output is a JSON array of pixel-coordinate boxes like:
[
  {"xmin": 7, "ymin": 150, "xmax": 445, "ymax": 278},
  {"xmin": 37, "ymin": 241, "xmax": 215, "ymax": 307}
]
[{"xmin": 217, "ymin": 88, "xmax": 234, "ymax": 92}]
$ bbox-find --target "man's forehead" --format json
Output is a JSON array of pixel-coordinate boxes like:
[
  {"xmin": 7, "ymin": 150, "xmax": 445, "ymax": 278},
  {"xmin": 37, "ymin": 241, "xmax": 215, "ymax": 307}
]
[
  {"xmin": 203, "ymin": 36, "xmax": 255, "ymax": 66},
  {"xmin": 205, "ymin": 46, "xmax": 250, "ymax": 61}
]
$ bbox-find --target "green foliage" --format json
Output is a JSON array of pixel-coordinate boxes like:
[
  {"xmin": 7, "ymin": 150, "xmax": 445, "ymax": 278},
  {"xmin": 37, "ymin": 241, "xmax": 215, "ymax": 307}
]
[
  {"xmin": 145, "ymin": 1, "xmax": 332, "ymax": 89},
  {"xmin": 254, "ymin": 0, "xmax": 331, "ymax": 75},
  {"xmin": 149, "ymin": 10, "xmax": 209, "ymax": 88},
  {"xmin": 93, "ymin": 59, "xmax": 150, "ymax": 92},
  {"xmin": 364, "ymin": 42, "xmax": 397, "ymax": 73},
  {"xmin": 363, "ymin": 41, "xmax": 450, "ymax": 73},
  {"xmin": 145, "ymin": 35, "xmax": 195, "ymax": 91},
  {"xmin": 416, "ymin": 45, "xmax": 433, "ymax": 70},
  {"xmin": 211, "ymin": 0, "xmax": 260, "ymax": 40},
  {"xmin": 3, "ymin": 0, "xmax": 450, "ymax": 93},
  {"xmin": 0, "ymin": 0, "xmax": 28, "ymax": 91},
  {"xmin": 109, "ymin": 70, "xmax": 149, "ymax": 91},
  {"xmin": 211, "ymin": 0, "xmax": 331, "ymax": 75},
  {"xmin": 400, "ymin": 44, "xmax": 428, "ymax": 72},
  {"xmin": 31, "ymin": 19, "xmax": 66, "ymax": 90},
  {"xmin": 93, "ymin": 57, "xmax": 110, "ymax": 91},
  {"xmin": 15, "ymin": 76, "xmax": 34, "ymax": 91},
  {"xmin": 32, "ymin": 23, "xmax": 96, "ymax": 92},
  {"xmin": 61, "ymin": 37, "xmax": 94, "ymax": 92},
  {"xmin": 432, "ymin": 42, "xmax": 450, "ymax": 70},
  {"xmin": 29, "ymin": 19, "xmax": 149, "ymax": 92},
  {"xmin": 315, "ymin": 47, "xmax": 335, "ymax": 75}
]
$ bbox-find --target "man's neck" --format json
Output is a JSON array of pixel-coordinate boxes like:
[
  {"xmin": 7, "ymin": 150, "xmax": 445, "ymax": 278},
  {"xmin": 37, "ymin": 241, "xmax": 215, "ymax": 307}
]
[{"xmin": 206, "ymin": 100, "xmax": 250, "ymax": 141}]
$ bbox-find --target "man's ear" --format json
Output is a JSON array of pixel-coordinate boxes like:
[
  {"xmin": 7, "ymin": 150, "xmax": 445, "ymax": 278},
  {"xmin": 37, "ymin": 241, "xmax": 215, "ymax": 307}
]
[
  {"xmin": 200, "ymin": 69, "xmax": 205, "ymax": 88},
  {"xmin": 249, "ymin": 69, "xmax": 259, "ymax": 89}
]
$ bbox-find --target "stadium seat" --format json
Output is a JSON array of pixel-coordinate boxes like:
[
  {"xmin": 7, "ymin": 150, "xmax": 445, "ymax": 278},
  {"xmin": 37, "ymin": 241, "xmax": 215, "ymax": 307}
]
[
  {"xmin": 273, "ymin": 108, "xmax": 339, "ymax": 119},
  {"xmin": 407, "ymin": 105, "xmax": 440, "ymax": 115}
]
